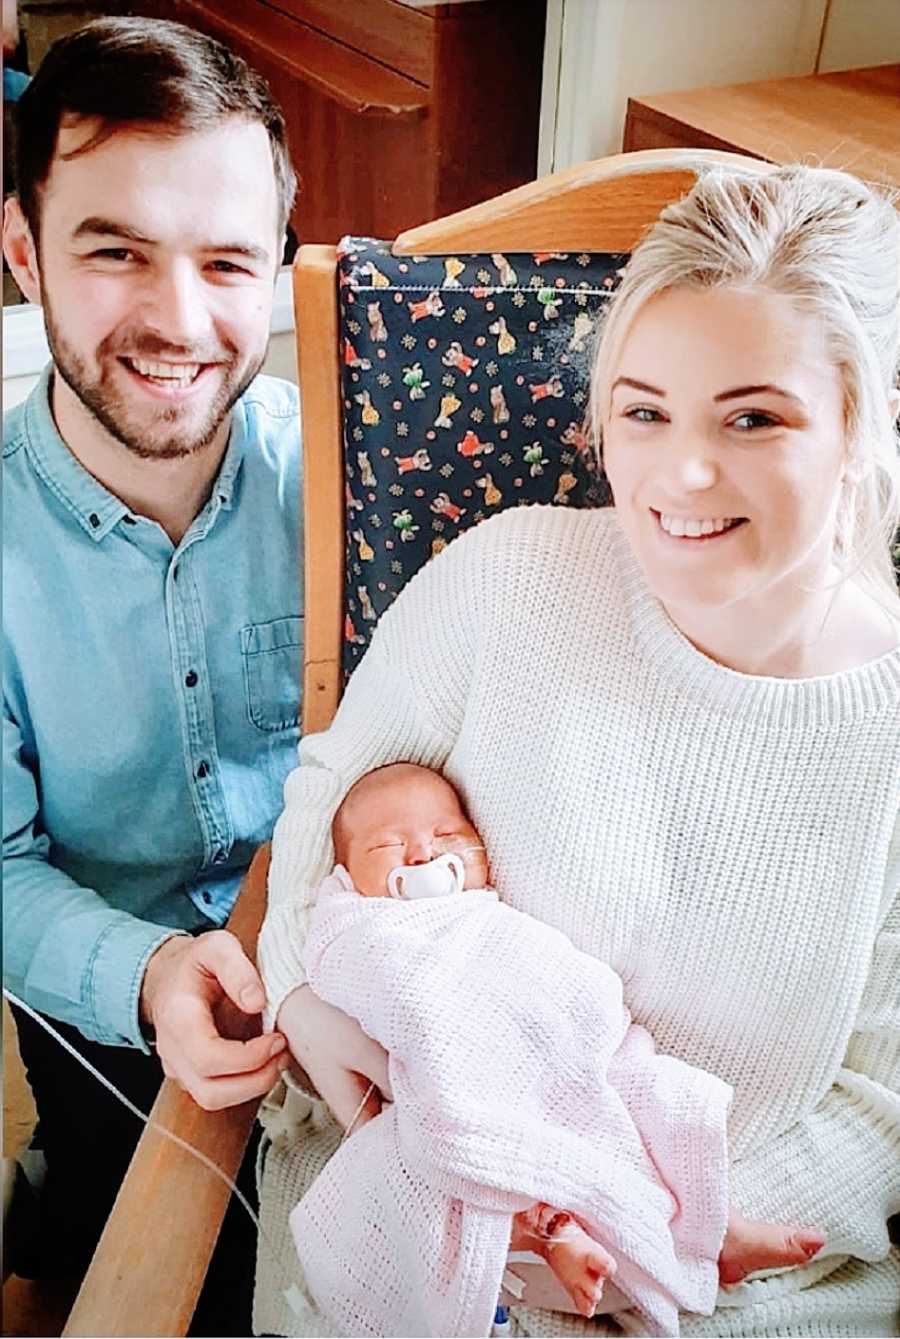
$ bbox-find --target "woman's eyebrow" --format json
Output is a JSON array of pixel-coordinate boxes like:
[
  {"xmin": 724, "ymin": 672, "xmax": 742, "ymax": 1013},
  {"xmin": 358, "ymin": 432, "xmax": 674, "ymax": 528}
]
[
  {"xmin": 611, "ymin": 376, "xmax": 666, "ymax": 396},
  {"xmin": 714, "ymin": 383, "xmax": 806, "ymax": 406}
]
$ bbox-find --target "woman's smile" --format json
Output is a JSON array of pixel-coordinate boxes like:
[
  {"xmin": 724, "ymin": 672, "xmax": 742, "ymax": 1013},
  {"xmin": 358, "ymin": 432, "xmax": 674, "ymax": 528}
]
[{"xmin": 651, "ymin": 510, "xmax": 748, "ymax": 543}]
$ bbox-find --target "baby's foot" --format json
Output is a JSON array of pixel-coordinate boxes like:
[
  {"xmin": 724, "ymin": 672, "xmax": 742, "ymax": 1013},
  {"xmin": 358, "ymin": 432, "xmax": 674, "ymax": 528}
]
[
  {"xmin": 511, "ymin": 1203, "xmax": 616, "ymax": 1318},
  {"xmin": 719, "ymin": 1211, "xmax": 825, "ymax": 1286}
]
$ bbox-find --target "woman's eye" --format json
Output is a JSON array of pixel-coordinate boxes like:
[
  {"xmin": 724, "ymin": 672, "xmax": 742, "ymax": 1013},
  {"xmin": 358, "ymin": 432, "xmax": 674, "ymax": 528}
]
[
  {"xmin": 730, "ymin": 410, "xmax": 778, "ymax": 431},
  {"xmin": 624, "ymin": 406, "xmax": 663, "ymax": 423},
  {"xmin": 209, "ymin": 260, "xmax": 245, "ymax": 274}
]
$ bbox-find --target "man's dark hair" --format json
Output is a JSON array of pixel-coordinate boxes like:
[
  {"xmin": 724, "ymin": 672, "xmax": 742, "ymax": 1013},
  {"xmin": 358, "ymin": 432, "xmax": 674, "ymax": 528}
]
[{"xmin": 15, "ymin": 16, "xmax": 296, "ymax": 244}]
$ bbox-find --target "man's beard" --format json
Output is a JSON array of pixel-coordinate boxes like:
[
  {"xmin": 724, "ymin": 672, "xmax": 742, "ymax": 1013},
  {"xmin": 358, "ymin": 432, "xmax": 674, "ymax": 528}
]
[{"xmin": 43, "ymin": 297, "xmax": 265, "ymax": 461}]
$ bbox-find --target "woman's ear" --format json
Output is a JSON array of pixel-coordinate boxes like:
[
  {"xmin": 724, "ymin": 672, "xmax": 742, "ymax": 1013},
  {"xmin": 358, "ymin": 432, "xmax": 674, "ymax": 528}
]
[
  {"xmin": 889, "ymin": 388, "xmax": 900, "ymax": 426},
  {"xmin": 3, "ymin": 196, "xmax": 42, "ymax": 305}
]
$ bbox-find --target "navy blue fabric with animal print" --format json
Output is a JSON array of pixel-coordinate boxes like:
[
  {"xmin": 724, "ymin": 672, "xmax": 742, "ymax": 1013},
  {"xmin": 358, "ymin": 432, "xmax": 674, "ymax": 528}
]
[{"xmin": 338, "ymin": 239, "xmax": 626, "ymax": 675}]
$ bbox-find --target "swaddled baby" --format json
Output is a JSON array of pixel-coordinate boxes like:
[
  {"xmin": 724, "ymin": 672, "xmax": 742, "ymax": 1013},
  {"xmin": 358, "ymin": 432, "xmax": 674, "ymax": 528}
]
[{"xmin": 293, "ymin": 763, "xmax": 823, "ymax": 1336}]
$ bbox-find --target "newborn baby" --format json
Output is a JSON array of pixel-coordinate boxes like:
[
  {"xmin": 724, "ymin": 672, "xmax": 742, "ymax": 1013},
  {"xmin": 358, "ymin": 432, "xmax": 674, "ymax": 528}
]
[{"xmin": 318, "ymin": 760, "xmax": 825, "ymax": 1322}]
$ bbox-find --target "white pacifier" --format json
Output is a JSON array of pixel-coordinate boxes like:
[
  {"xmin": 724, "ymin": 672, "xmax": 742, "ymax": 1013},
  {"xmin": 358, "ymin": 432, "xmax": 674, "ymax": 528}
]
[{"xmin": 387, "ymin": 851, "xmax": 466, "ymax": 901}]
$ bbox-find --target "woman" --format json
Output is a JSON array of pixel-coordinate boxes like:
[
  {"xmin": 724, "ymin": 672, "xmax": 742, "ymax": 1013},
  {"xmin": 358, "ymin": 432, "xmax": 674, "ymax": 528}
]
[{"xmin": 259, "ymin": 164, "xmax": 900, "ymax": 1336}]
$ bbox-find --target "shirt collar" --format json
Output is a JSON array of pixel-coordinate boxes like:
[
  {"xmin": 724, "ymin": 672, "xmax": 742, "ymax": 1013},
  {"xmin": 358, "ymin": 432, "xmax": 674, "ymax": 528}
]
[
  {"xmin": 22, "ymin": 365, "xmax": 247, "ymax": 540},
  {"xmin": 24, "ymin": 367, "xmax": 128, "ymax": 542}
]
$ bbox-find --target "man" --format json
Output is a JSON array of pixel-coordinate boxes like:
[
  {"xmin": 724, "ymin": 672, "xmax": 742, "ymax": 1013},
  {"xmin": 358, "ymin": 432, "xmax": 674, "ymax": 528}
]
[{"xmin": 2, "ymin": 16, "xmax": 301, "ymax": 1325}]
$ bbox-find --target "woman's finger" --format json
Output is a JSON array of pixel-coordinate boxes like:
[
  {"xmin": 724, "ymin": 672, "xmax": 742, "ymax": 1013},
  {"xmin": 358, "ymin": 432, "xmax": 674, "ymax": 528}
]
[
  {"xmin": 318, "ymin": 1064, "xmax": 383, "ymax": 1132},
  {"xmin": 351, "ymin": 1032, "xmax": 392, "ymax": 1100}
]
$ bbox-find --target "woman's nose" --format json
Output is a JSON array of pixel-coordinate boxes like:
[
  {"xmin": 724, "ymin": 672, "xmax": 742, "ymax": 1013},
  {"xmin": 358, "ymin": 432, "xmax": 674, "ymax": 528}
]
[{"xmin": 666, "ymin": 430, "xmax": 719, "ymax": 491}]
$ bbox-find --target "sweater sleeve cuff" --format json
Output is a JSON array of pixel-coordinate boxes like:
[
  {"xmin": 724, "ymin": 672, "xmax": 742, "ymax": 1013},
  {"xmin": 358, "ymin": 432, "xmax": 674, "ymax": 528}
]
[{"xmin": 259, "ymin": 901, "xmax": 311, "ymax": 1032}]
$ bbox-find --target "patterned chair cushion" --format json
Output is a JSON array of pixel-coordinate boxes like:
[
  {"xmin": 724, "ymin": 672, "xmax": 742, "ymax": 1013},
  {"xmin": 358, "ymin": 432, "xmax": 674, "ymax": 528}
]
[{"xmin": 337, "ymin": 238, "xmax": 626, "ymax": 676}]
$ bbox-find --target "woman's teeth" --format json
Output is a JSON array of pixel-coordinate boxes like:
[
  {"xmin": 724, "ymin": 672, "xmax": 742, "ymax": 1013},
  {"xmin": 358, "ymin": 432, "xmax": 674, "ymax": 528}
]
[
  {"xmin": 658, "ymin": 514, "xmax": 741, "ymax": 538},
  {"xmin": 125, "ymin": 358, "xmax": 201, "ymax": 386}
]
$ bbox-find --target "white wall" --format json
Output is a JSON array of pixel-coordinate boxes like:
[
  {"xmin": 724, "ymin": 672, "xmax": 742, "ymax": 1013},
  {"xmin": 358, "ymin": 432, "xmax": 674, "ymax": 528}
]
[
  {"xmin": 541, "ymin": 0, "xmax": 900, "ymax": 170},
  {"xmin": 819, "ymin": 0, "xmax": 900, "ymax": 71},
  {"xmin": 2, "ymin": 269, "xmax": 298, "ymax": 411}
]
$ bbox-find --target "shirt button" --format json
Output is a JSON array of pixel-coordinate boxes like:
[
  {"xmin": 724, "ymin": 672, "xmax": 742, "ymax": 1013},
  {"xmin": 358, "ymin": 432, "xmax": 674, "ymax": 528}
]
[
  {"xmin": 196, "ymin": 760, "xmax": 210, "ymax": 779},
  {"xmin": 89, "ymin": 513, "xmax": 100, "ymax": 529},
  {"xmin": 185, "ymin": 670, "xmax": 198, "ymax": 688},
  {"xmin": 212, "ymin": 849, "xmax": 227, "ymax": 865},
  {"xmin": 201, "ymin": 890, "xmax": 212, "ymax": 904}
]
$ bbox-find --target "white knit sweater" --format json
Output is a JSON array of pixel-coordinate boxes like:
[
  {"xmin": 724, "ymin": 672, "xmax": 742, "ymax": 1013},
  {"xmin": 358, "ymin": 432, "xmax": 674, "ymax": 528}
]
[{"xmin": 260, "ymin": 504, "xmax": 900, "ymax": 1321}]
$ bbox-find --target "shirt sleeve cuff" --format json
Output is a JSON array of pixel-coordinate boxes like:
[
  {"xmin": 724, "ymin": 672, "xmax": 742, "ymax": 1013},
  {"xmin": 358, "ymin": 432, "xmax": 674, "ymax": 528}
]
[{"xmin": 85, "ymin": 915, "xmax": 188, "ymax": 1051}]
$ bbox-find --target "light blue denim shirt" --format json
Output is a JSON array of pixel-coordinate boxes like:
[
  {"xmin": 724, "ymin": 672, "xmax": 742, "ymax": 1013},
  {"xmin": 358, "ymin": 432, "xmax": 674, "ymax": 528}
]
[{"xmin": 3, "ymin": 368, "xmax": 303, "ymax": 1048}]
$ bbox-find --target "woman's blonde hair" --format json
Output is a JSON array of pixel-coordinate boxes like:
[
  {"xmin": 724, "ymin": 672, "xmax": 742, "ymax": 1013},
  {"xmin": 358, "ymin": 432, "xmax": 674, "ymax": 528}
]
[{"xmin": 589, "ymin": 163, "xmax": 900, "ymax": 604}]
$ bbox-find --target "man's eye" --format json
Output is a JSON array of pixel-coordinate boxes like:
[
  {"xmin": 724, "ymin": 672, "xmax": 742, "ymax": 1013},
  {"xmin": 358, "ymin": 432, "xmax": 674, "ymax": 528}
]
[
  {"xmin": 624, "ymin": 406, "xmax": 663, "ymax": 423},
  {"xmin": 91, "ymin": 248, "xmax": 135, "ymax": 262},
  {"xmin": 209, "ymin": 260, "xmax": 247, "ymax": 274},
  {"xmin": 730, "ymin": 411, "xmax": 778, "ymax": 431}
]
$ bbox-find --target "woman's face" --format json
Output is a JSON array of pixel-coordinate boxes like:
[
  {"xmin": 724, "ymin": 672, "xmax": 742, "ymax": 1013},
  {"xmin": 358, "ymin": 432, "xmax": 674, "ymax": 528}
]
[{"xmin": 602, "ymin": 285, "xmax": 848, "ymax": 622}]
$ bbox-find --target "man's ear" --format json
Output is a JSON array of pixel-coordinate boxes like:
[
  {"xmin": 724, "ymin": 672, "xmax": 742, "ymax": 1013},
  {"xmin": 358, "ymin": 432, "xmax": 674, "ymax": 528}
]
[{"xmin": 3, "ymin": 196, "xmax": 42, "ymax": 305}]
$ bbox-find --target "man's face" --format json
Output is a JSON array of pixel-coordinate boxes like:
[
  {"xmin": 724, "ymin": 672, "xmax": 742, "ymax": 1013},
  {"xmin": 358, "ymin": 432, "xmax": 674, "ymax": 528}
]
[{"xmin": 33, "ymin": 116, "xmax": 281, "ymax": 459}]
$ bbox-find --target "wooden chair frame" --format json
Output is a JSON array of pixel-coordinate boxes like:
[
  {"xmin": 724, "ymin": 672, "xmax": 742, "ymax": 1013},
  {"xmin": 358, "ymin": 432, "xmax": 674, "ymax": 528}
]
[{"xmin": 62, "ymin": 147, "xmax": 765, "ymax": 1337}]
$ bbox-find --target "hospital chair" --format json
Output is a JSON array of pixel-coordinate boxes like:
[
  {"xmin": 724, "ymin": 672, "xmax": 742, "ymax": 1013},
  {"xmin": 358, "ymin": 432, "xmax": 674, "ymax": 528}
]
[{"xmin": 61, "ymin": 147, "xmax": 777, "ymax": 1338}]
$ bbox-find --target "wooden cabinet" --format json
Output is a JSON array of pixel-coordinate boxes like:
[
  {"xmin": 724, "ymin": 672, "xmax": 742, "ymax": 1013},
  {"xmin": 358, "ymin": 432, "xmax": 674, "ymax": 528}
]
[
  {"xmin": 623, "ymin": 64, "xmax": 900, "ymax": 190},
  {"xmin": 133, "ymin": 0, "xmax": 547, "ymax": 245}
]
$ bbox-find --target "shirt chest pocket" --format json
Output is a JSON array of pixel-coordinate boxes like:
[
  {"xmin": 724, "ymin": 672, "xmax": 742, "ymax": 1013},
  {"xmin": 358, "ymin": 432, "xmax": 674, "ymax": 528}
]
[{"xmin": 240, "ymin": 617, "xmax": 303, "ymax": 732}]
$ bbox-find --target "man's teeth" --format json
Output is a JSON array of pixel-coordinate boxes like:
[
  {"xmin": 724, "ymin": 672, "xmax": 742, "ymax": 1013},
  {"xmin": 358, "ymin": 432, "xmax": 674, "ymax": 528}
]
[
  {"xmin": 658, "ymin": 514, "xmax": 740, "ymax": 538},
  {"xmin": 127, "ymin": 358, "xmax": 201, "ymax": 384}
]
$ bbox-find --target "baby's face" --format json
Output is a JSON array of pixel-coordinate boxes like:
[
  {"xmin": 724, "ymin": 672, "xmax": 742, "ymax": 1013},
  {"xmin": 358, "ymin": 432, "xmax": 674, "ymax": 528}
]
[{"xmin": 334, "ymin": 764, "xmax": 488, "ymax": 898}]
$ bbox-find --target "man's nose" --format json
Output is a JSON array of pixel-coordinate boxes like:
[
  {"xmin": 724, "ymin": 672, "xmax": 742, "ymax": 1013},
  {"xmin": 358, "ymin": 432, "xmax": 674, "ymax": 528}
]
[{"xmin": 140, "ymin": 260, "xmax": 213, "ymax": 349}]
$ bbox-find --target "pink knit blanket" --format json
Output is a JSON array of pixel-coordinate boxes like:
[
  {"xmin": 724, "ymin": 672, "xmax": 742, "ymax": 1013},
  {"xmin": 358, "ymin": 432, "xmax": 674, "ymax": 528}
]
[{"xmin": 291, "ymin": 869, "xmax": 732, "ymax": 1336}]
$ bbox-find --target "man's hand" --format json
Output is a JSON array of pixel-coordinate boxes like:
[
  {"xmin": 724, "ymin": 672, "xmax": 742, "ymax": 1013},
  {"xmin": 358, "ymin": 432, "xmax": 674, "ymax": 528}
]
[
  {"xmin": 141, "ymin": 931, "xmax": 289, "ymax": 1110},
  {"xmin": 278, "ymin": 985, "xmax": 391, "ymax": 1131}
]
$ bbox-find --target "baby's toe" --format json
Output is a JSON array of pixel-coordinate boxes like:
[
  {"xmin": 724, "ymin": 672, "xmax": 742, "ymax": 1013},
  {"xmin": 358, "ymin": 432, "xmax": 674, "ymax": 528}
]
[
  {"xmin": 575, "ymin": 1283, "xmax": 601, "ymax": 1318},
  {"xmin": 587, "ymin": 1243, "xmax": 617, "ymax": 1281}
]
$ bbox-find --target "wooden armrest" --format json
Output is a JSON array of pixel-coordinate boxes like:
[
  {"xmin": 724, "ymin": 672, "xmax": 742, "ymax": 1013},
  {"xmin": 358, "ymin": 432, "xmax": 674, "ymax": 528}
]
[{"xmin": 63, "ymin": 845, "xmax": 272, "ymax": 1338}]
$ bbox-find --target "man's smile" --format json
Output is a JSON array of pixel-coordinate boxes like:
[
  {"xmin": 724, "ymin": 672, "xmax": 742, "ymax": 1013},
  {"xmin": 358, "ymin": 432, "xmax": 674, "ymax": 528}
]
[{"xmin": 118, "ymin": 355, "xmax": 220, "ymax": 398}]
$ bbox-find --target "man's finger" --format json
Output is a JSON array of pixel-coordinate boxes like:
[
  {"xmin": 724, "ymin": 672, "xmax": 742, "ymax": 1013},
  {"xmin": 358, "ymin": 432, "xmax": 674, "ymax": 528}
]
[
  {"xmin": 186, "ymin": 1029, "xmax": 287, "ymax": 1081},
  {"xmin": 186, "ymin": 1053, "xmax": 291, "ymax": 1112},
  {"xmin": 192, "ymin": 930, "xmax": 267, "ymax": 1014}
]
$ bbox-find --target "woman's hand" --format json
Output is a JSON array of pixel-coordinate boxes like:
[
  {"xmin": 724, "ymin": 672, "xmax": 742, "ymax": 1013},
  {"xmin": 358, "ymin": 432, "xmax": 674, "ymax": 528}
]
[{"xmin": 277, "ymin": 985, "xmax": 391, "ymax": 1131}]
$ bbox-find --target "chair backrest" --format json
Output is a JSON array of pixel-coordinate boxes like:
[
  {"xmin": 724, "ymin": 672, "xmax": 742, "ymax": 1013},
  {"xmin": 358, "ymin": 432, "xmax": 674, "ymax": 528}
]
[
  {"xmin": 336, "ymin": 238, "xmax": 620, "ymax": 674},
  {"xmin": 293, "ymin": 149, "xmax": 770, "ymax": 734}
]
